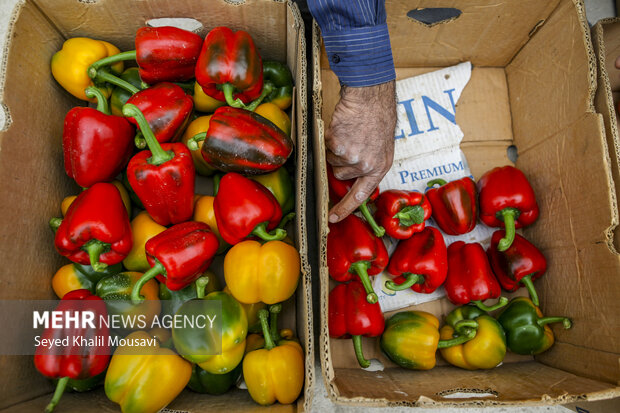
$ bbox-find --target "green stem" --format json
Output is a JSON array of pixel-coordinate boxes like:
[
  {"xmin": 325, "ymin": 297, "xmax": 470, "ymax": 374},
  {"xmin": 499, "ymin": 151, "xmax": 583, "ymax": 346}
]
[
  {"xmin": 472, "ymin": 297, "xmax": 508, "ymax": 312},
  {"xmin": 221, "ymin": 83, "xmax": 247, "ymax": 108},
  {"xmin": 453, "ymin": 319, "xmax": 479, "ymax": 336},
  {"xmin": 89, "ymin": 50, "xmax": 137, "ymax": 71},
  {"xmin": 277, "ymin": 212, "xmax": 296, "ymax": 230},
  {"xmin": 49, "ymin": 217, "xmax": 62, "ymax": 232},
  {"xmin": 350, "ymin": 261, "xmax": 378, "ymax": 304},
  {"xmin": 437, "ymin": 328, "xmax": 476, "ymax": 348},
  {"xmin": 122, "ymin": 104, "xmax": 174, "ymax": 166},
  {"xmin": 258, "ymin": 309, "xmax": 275, "ymax": 350},
  {"xmin": 134, "ymin": 131, "xmax": 146, "ymax": 149},
  {"xmin": 195, "ymin": 275, "xmax": 210, "ymax": 299},
  {"xmin": 497, "ymin": 208, "xmax": 520, "ymax": 251},
  {"xmin": 538, "ymin": 316, "xmax": 572, "ymax": 329},
  {"xmin": 187, "ymin": 132, "xmax": 206, "ymax": 151},
  {"xmin": 359, "ymin": 200, "xmax": 385, "ymax": 238},
  {"xmin": 90, "ymin": 67, "xmax": 140, "ymax": 95},
  {"xmin": 213, "ymin": 174, "xmax": 221, "ymax": 196},
  {"xmin": 520, "ymin": 274, "xmax": 539, "ymax": 307},
  {"xmin": 82, "ymin": 239, "xmax": 110, "ymax": 272},
  {"xmin": 45, "ymin": 376, "xmax": 69, "ymax": 413},
  {"xmin": 251, "ymin": 222, "xmax": 287, "ymax": 241},
  {"xmin": 84, "ymin": 86, "xmax": 110, "ymax": 115},
  {"xmin": 393, "ymin": 205, "xmax": 425, "ymax": 227},
  {"xmin": 384, "ymin": 273, "xmax": 424, "ymax": 292},
  {"xmin": 245, "ymin": 82, "xmax": 274, "ymax": 112},
  {"xmin": 427, "ymin": 179, "xmax": 447, "ymax": 188},
  {"xmin": 131, "ymin": 262, "xmax": 165, "ymax": 304},
  {"xmin": 269, "ymin": 304, "xmax": 282, "ymax": 343},
  {"xmin": 352, "ymin": 335, "xmax": 370, "ymax": 368}
]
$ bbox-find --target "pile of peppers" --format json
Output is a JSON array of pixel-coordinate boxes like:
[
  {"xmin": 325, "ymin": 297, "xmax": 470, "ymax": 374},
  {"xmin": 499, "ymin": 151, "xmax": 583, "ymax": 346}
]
[{"xmin": 41, "ymin": 24, "xmax": 303, "ymax": 412}]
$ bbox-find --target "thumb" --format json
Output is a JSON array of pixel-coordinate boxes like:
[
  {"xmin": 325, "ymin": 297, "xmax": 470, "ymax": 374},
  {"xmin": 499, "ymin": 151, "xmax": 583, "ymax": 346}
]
[{"xmin": 328, "ymin": 175, "xmax": 380, "ymax": 223}]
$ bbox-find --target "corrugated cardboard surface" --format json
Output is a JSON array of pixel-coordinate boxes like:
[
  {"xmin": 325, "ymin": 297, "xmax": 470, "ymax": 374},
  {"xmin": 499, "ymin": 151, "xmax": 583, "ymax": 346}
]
[
  {"xmin": 0, "ymin": 0, "xmax": 312, "ymax": 411},
  {"xmin": 315, "ymin": 0, "xmax": 620, "ymax": 407}
]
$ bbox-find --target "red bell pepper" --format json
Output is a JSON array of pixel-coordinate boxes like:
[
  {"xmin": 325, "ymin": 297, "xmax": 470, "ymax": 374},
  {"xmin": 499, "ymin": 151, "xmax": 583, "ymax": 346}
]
[
  {"xmin": 63, "ymin": 86, "xmax": 134, "ymax": 188},
  {"xmin": 329, "ymin": 280, "xmax": 385, "ymax": 368},
  {"xmin": 487, "ymin": 230, "xmax": 547, "ymax": 306},
  {"xmin": 326, "ymin": 163, "xmax": 384, "ymax": 238},
  {"xmin": 123, "ymin": 103, "xmax": 195, "ymax": 226},
  {"xmin": 51, "ymin": 182, "xmax": 132, "ymax": 272},
  {"xmin": 327, "ymin": 214, "xmax": 389, "ymax": 304},
  {"xmin": 444, "ymin": 241, "xmax": 508, "ymax": 312},
  {"xmin": 131, "ymin": 221, "xmax": 219, "ymax": 302},
  {"xmin": 426, "ymin": 177, "xmax": 477, "ymax": 235},
  {"xmin": 477, "ymin": 166, "xmax": 539, "ymax": 251},
  {"xmin": 195, "ymin": 26, "xmax": 266, "ymax": 110},
  {"xmin": 374, "ymin": 189, "xmax": 432, "ymax": 239},
  {"xmin": 126, "ymin": 82, "xmax": 193, "ymax": 146},
  {"xmin": 34, "ymin": 289, "xmax": 110, "ymax": 413},
  {"xmin": 385, "ymin": 227, "xmax": 447, "ymax": 294},
  {"xmin": 214, "ymin": 172, "xmax": 286, "ymax": 245},
  {"xmin": 187, "ymin": 106, "xmax": 293, "ymax": 175}
]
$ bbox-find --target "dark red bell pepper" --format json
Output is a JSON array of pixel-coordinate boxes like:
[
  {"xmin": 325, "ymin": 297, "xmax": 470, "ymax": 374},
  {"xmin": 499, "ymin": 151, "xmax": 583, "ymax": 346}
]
[
  {"xmin": 329, "ymin": 280, "xmax": 385, "ymax": 368},
  {"xmin": 374, "ymin": 189, "xmax": 432, "ymax": 239},
  {"xmin": 426, "ymin": 177, "xmax": 477, "ymax": 235},
  {"xmin": 477, "ymin": 166, "xmax": 539, "ymax": 251},
  {"xmin": 131, "ymin": 221, "xmax": 219, "ymax": 302},
  {"xmin": 195, "ymin": 26, "xmax": 266, "ymax": 110},
  {"xmin": 327, "ymin": 214, "xmax": 389, "ymax": 304},
  {"xmin": 187, "ymin": 106, "xmax": 293, "ymax": 175},
  {"xmin": 444, "ymin": 241, "xmax": 508, "ymax": 312},
  {"xmin": 123, "ymin": 103, "xmax": 195, "ymax": 226},
  {"xmin": 385, "ymin": 227, "xmax": 447, "ymax": 294},
  {"xmin": 326, "ymin": 163, "xmax": 384, "ymax": 238},
  {"xmin": 63, "ymin": 86, "xmax": 134, "ymax": 188},
  {"xmin": 125, "ymin": 82, "xmax": 193, "ymax": 146},
  {"xmin": 51, "ymin": 182, "xmax": 132, "ymax": 272},
  {"xmin": 34, "ymin": 289, "xmax": 110, "ymax": 413},
  {"xmin": 214, "ymin": 172, "xmax": 286, "ymax": 245},
  {"xmin": 487, "ymin": 230, "xmax": 547, "ymax": 306}
]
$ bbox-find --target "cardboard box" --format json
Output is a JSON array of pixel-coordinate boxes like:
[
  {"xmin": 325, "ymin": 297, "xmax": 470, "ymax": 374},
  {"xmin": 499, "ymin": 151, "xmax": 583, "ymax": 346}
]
[
  {"xmin": 313, "ymin": 0, "xmax": 620, "ymax": 407},
  {"xmin": 0, "ymin": 0, "xmax": 313, "ymax": 411}
]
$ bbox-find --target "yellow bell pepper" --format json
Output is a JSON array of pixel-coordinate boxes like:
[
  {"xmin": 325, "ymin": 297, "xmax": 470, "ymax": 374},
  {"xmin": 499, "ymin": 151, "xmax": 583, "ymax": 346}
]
[
  {"xmin": 224, "ymin": 240, "xmax": 300, "ymax": 305},
  {"xmin": 182, "ymin": 116, "xmax": 217, "ymax": 176},
  {"xmin": 105, "ymin": 331, "xmax": 192, "ymax": 413},
  {"xmin": 193, "ymin": 194, "xmax": 229, "ymax": 254},
  {"xmin": 193, "ymin": 81, "xmax": 226, "ymax": 112},
  {"xmin": 122, "ymin": 211, "xmax": 166, "ymax": 272},
  {"xmin": 51, "ymin": 37, "xmax": 124, "ymax": 101},
  {"xmin": 61, "ymin": 196, "xmax": 77, "ymax": 216},
  {"xmin": 223, "ymin": 286, "xmax": 266, "ymax": 333},
  {"xmin": 255, "ymin": 102, "xmax": 291, "ymax": 136}
]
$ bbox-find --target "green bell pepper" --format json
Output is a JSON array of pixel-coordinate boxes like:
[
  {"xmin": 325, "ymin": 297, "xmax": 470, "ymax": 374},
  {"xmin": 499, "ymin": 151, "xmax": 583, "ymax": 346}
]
[
  {"xmin": 188, "ymin": 363, "xmax": 242, "ymax": 395},
  {"xmin": 262, "ymin": 61, "xmax": 293, "ymax": 110},
  {"xmin": 110, "ymin": 67, "xmax": 144, "ymax": 116}
]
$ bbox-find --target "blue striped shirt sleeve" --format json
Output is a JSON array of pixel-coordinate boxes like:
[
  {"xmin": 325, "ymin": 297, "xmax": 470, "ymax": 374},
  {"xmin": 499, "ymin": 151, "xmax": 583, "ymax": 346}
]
[{"xmin": 307, "ymin": 0, "xmax": 396, "ymax": 87}]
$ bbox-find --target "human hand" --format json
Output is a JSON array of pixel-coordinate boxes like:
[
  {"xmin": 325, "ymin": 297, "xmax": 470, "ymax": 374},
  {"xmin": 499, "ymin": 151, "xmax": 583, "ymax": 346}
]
[{"xmin": 326, "ymin": 81, "xmax": 397, "ymax": 223}]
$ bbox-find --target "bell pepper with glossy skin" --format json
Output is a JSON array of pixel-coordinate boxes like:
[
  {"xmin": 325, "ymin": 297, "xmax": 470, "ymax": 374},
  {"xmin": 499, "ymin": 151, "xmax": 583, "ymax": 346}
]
[
  {"xmin": 251, "ymin": 167, "xmax": 295, "ymax": 214},
  {"xmin": 51, "ymin": 182, "xmax": 132, "ymax": 272},
  {"xmin": 123, "ymin": 103, "xmax": 195, "ymax": 226},
  {"xmin": 188, "ymin": 363, "xmax": 242, "ymax": 395},
  {"xmin": 477, "ymin": 165, "xmax": 539, "ymax": 251},
  {"xmin": 329, "ymin": 280, "xmax": 385, "ymax": 368},
  {"xmin": 159, "ymin": 274, "xmax": 219, "ymax": 317},
  {"xmin": 224, "ymin": 240, "xmax": 300, "ymax": 304},
  {"xmin": 105, "ymin": 331, "xmax": 192, "ymax": 413},
  {"xmin": 262, "ymin": 60, "xmax": 294, "ymax": 110},
  {"xmin": 444, "ymin": 241, "xmax": 508, "ymax": 312},
  {"xmin": 61, "ymin": 181, "xmax": 131, "ymax": 216},
  {"xmin": 214, "ymin": 172, "xmax": 287, "ymax": 245},
  {"xmin": 426, "ymin": 177, "xmax": 477, "ymax": 235},
  {"xmin": 188, "ymin": 106, "xmax": 293, "ymax": 175},
  {"xmin": 182, "ymin": 115, "xmax": 217, "ymax": 176},
  {"xmin": 255, "ymin": 102, "xmax": 291, "ymax": 136},
  {"xmin": 223, "ymin": 286, "xmax": 266, "ymax": 333},
  {"xmin": 487, "ymin": 231, "xmax": 547, "ymax": 306},
  {"xmin": 34, "ymin": 289, "xmax": 110, "ymax": 413},
  {"xmin": 326, "ymin": 163, "xmax": 384, "ymax": 237},
  {"xmin": 193, "ymin": 81, "xmax": 226, "ymax": 112},
  {"xmin": 374, "ymin": 189, "xmax": 432, "ymax": 239},
  {"xmin": 193, "ymin": 193, "xmax": 228, "ymax": 254},
  {"xmin": 52, "ymin": 262, "xmax": 122, "ymax": 298},
  {"xmin": 110, "ymin": 67, "xmax": 144, "ymax": 116},
  {"xmin": 385, "ymin": 227, "xmax": 447, "ymax": 294},
  {"xmin": 496, "ymin": 297, "xmax": 572, "ymax": 355},
  {"xmin": 439, "ymin": 305, "xmax": 506, "ymax": 370},
  {"xmin": 122, "ymin": 211, "xmax": 167, "ymax": 272},
  {"xmin": 63, "ymin": 86, "xmax": 135, "ymax": 188},
  {"xmin": 327, "ymin": 214, "xmax": 388, "ymax": 303},
  {"xmin": 131, "ymin": 221, "xmax": 219, "ymax": 303}
]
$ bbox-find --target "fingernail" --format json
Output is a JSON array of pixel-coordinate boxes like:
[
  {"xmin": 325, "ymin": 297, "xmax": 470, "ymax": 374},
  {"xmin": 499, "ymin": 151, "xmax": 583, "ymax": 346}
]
[{"xmin": 329, "ymin": 214, "xmax": 339, "ymax": 223}]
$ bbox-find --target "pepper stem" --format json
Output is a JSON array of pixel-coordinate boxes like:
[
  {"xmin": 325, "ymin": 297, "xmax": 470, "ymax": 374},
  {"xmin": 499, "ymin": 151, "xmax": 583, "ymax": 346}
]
[
  {"xmin": 49, "ymin": 217, "xmax": 62, "ymax": 232},
  {"xmin": 427, "ymin": 179, "xmax": 447, "ymax": 188},
  {"xmin": 393, "ymin": 205, "xmax": 425, "ymax": 227},
  {"xmin": 352, "ymin": 335, "xmax": 370, "ymax": 368},
  {"xmin": 437, "ymin": 328, "xmax": 476, "ymax": 348},
  {"xmin": 245, "ymin": 82, "xmax": 274, "ymax": 112},
  {"xmin": 350, "ymin": 261, "xmax": 378, "ymax": 304},
  {"xmin": 269, "ymin": 304, "xmax": 282, "ymax": 343},
  {"xmin": 195, "ymin": 275, "xmax": 210, "ymax": 299},
  {"xmin": 251, "ymin": 222, "xmax": 287, "ymax": 241},
  {"xmin": 131, "ymin": 262, "xmax": 165, "ymax": 304},
  {"xmin": 187, "ymin": 132, "xmax": 207, "ymax": 151},
  {"xmin": 134, "ymin": 131, "xmax": 146, "ymax": 149},
  {"xmin": 277, "ymin": 212, "xmax": 296, "ymax": 230},
  {"xmin": 84, "ymin": 86, "xmax": 110, "ymax": 115},
  {"xmin": 258, "ymin": 309, "xmax": 276, "ymax": 350},
  {"xmin": 89, "ymin": 67, "xmax": 140, "ymax": 95},
  {"xmin": 45, "ymin": 376, "xmax": 69, "ymax": 413},
  {"xmin": 89, "ymin": 50, "xmax": 137, "ymax": 71},
  {"xmin": 122, "ymin": 104, "xmax": 174, "ymax": 166},
  {"xmin": 213, "ymin": 174, "xmax": 221, "ymax": 196},
  {"xmin": 497, "ymin": 208, "xmax": 520, "ymax": 251},
  {"xmin": 538, "ymin": 316, "xmax": 572, "ymax": 329},
  {"xmin": 384, "ymin": 273, "xmax": 424, "ymax": 292},
  {"xmin": 520, "ymin": 274, "xmax": 540, "ymax": 306},
  {"xmin": 221, "ymin": 83, "xmax": 247, "ymax": 108},
  {"xmin": 359, "ymin": 199, "xmax": 385, "ymax": 238},
  {"xmin": 82, "ymin": 239, "xmax": 110, "ymax": 272},
  {"xmin": 472, "ymin": 297, "xmax": 508, "ymax": 312},
  {"xmin": 453, "ymin": 319, "xmax": 479, "ymax": 336}
]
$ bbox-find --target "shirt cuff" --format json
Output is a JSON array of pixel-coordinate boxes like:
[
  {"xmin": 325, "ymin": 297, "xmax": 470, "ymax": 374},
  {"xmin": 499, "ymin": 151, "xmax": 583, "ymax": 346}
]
[{"xmin": 322, "ymin": 23, "xmax": 396, "ymax": 87}]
